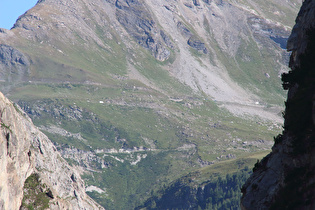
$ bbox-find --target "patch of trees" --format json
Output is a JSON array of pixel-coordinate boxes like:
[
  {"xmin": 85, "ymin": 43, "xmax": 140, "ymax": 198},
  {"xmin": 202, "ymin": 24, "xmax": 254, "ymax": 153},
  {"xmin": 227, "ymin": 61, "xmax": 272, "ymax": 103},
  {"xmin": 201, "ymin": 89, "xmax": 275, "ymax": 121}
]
[{"xmin": 136, "ymin": 167, "xmax": 251, "ymax": 210}]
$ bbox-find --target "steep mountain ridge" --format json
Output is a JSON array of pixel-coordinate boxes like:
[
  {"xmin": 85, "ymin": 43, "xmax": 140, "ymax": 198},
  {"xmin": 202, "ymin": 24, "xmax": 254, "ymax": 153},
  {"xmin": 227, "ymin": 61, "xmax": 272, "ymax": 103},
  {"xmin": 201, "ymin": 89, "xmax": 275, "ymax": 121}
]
[
  {"xmin": 241, "ymin": 0, "xmax": 315, "ymax": 209},
  {"xmin": 0, "ymin": 91, "xmax": 103, "ymax": 209}
]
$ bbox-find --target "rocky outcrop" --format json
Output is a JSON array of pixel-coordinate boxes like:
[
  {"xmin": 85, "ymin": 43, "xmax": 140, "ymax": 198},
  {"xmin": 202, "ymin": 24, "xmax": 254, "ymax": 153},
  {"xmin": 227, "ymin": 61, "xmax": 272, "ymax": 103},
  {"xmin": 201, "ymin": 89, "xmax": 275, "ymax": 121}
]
[
  {"xmin": 0, "ymin": 44, "xmax": 30, "ymax": 88},
  {"xmin": 0, "ymin": 92, "xmax": 104, "ymax": 209},
  {"xmin": 115, "ymin": 0, "xmax": 172, "ymax": 61},
  {"xmin": 176, "ymin": 21, "xmax": 208, "ymax": 54},
  {"xmin": 241, "ymin": 0, "xmax": 315, "ymax": 209},
  {"xmin": 187, "ymin": 36, "xmax": 208, "ymax": 54}
]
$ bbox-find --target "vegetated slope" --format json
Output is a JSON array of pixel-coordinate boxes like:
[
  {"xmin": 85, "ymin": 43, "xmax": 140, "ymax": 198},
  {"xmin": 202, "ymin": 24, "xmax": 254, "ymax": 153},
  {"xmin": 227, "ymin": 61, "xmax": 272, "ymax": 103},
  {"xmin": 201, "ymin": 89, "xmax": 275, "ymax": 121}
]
[
  {"xmin": 0, "ymin": 0, "xmax": 301, "ymax": 209},
  {"xmin": 0, "ymin": 91, "xmax": 103, "ymax": 209},
  {"xmin": 136, "ymin": 152, "xmax": 270, "ymax": 210},
  {"xmin": 138, "ymin": 169, "xmax": 251, "ymax": 210},
  {"xmin": 241, "ymin": 0, "xmax": 315, "ymax": 209}
]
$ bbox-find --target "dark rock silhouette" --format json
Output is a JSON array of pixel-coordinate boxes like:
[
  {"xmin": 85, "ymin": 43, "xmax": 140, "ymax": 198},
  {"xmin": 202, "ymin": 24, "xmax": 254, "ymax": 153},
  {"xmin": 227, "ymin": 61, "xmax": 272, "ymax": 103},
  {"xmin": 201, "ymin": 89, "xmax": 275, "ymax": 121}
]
[{"xmin": 241, "ymin": 0, "xmax": 315, "ymax": 209}]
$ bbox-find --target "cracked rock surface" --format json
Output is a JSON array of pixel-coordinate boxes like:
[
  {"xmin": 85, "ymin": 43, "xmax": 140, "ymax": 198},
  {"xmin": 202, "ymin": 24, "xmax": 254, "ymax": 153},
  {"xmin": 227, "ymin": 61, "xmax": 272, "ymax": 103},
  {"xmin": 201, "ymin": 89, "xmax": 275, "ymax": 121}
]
[{"xmin": 0, "ymin": 91, "xmax": 104, "ymax": 209}]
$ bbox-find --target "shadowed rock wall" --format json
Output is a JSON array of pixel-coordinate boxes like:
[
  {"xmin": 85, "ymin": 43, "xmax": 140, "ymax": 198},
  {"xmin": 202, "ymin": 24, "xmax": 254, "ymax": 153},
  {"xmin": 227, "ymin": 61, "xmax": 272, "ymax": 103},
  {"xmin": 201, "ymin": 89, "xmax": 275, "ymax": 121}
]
[{"xmin": 241, "ymin": 0, "xmax": 315, "ymax": 209}]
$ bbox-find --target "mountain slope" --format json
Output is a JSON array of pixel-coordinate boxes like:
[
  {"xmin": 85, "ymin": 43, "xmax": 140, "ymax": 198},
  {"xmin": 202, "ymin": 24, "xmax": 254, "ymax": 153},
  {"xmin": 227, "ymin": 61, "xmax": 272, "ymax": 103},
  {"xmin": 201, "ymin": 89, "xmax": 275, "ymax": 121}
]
[
  {"xmin": 1, "ymin": 0, "xmax": 300, "ymax": 112},
  {"xmin": 0, "ymin": 91, "xmax": 103, "ymax": 209},
  {"xmin": 0, "ymin": 0, "xmax": 301, "ymax": 209}
]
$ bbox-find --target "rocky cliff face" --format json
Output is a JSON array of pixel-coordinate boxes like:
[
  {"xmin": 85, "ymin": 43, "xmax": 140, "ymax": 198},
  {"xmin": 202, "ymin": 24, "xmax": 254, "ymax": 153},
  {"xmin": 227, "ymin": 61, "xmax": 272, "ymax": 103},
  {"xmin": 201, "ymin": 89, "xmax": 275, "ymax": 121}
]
[
  {"xmin": 241, "ymin": 0, "xmax": 315, "ymax": 209},
  {"xmin": 0, "ymin": 44, "xmax": 30, "ymax": 92},
  {"xmin": 0, "ymin": 91, "xmax": 103, "ymax": 209},
  {"xmin": 115, "ymin": 0, "xmax": 173, "ymax": 61}
]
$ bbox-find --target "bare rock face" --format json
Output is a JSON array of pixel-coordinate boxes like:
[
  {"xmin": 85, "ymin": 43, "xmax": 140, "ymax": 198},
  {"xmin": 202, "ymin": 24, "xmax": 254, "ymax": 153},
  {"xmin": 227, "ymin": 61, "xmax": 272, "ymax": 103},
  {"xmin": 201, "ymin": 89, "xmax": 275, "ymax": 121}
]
[
  {"xmin": 187, "ymin": 36, "xmax": 208, "ymax": 54},
  {"xmin": 115, "ymin": 0, "xmax": 172, "ymax": 61},
  {"xmin": 0, "ymin": 91, "xmax": 104, "ymax": 209},
  {"xmin": 241, "ymin": 0, "xmax": 315, "ymax": 209},
  {"xmin": 0, "ymin": 44, "xmax": 30, "ymax": 90}
]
